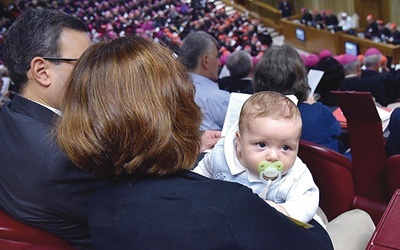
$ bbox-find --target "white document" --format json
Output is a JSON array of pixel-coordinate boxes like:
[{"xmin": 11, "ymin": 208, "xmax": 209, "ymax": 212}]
[
  {"xmin": 221, "ymin": 93, "xmax": 251, "ymax": 137},
  {"xmin": 221, "ymin": 93, "xmax": 298, "ymax": 137},
  {"xmin": 377, "ymin": 107, "xmax": 392, "ymax": 122},
  {"xmin": 377, "ymin": 107, "xmax": 393, "ymax": 133},
  {"xmin": 307, "ymin": 69, "xmax": 324, "ymax": 97}
]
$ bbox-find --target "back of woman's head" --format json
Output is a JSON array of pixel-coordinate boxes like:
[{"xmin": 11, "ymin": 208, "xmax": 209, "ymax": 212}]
[
  {"xmin": 253, "ymin": 45, "xmax": 310, "ymax": 102},
  {"xmin": 57, "ymin": 35, "xmax": 202, "ymax": 178}
]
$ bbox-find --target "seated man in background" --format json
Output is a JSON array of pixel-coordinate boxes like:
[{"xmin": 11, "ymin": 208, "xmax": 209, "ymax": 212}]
[
  {"xmin": 340, "ymin": 53, "xmax": 391, "ymax": 107},
  {"xmin": 377, "ymin": 20, "xmax": 391, "ymax": 41},
  {"xmin": 364, "ymin": 14, "xmax": 379, "ymax": 39},
  {"xmin": 388, "ymin": 23, "xmax": 400, "ymax": 45},
  {"xmin": 179, "ymin": 31, "xmax": 230, "ymax": 131},
  {"xmin": 218, "ymin": 50, "xmax": 254, "ymax": 94},
  {"xmin": 361, "ymin": 47, "xmax": 397, "ymax": 102},
  {"xmin": 0, "ymin": 8, "xmax": 107, "ymax": 248},
  {"xmin": 278, "ymin": 0, "xmax": 292, "ymax": 19}
]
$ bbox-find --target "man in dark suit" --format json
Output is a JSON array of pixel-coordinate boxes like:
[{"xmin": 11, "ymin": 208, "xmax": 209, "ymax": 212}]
[
  {"xmin": 278, "ymin": 0, "xmax": 292, "ymax": 18},
  {"xmin": 386, "ymin": 108, "xmax": 400, "ymax": 157},
  {"xmin": 218, "ymin": 50, "xmax": 254, "ymax": 94},
  {"xmin": 362, "ymin": 47, "xmax": 396, "ymax": 102},
  {"xmin": 0, "ymin": 9, "xmax": 107, "ymax": 249},
  {"xmin": 364, "ymin": 14, "xmax": 379, "ymax": 39},
  {"xmin": 339, "ymin": 53, "xmax": 391, "ymax": 107}
]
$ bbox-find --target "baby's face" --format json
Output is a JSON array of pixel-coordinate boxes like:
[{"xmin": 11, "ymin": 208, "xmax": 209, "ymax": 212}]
[{"xmin": 236, "ymin": 116, "xmax": 301, "ymax": 176}]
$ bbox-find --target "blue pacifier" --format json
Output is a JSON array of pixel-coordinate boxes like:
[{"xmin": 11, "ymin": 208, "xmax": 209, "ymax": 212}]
[{"xmin": 257, "ymin": 161, "xmax": 284, "ymax": 184}]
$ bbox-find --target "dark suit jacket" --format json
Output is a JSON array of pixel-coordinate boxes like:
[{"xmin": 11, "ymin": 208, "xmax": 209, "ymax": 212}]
[
  {"xmin": 0, "ymin": 94, "xmax": 107, "ymax": 248},
  {"xmin": 386, "ymin": 108, "xmax": 400, "ymax": 157},
  {"xmin": 88, "ymin": 171, "xmax": 333, "ymax": 250},
  {"xmin": 340, "ymin": 76, "xmax": 391, "ymax": 106},
  {"xmin": 362, "ymin": 69, "xmax": 396, "ymax": 101},
  {"xmin": 218, "ymin": 77, "xmax": 254, "ymax": 94},
  {"xmin": 279, "ymin": 1, "xmax": 292, "ymax": 18}
]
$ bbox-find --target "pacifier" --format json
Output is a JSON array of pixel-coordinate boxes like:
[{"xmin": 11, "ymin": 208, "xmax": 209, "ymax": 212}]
[{"xmin": 257, "ymin": 161, "xmax": 284, "ymax": 184}]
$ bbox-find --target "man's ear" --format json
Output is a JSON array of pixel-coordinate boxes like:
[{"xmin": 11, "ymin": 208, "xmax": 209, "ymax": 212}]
[
  {"xmin": 200, "ymin": 53, "xmax": 209, "ymax": 70},
  {"xmin": 30, "ymin": 57, "xmax": 51, "ymax": 87}
]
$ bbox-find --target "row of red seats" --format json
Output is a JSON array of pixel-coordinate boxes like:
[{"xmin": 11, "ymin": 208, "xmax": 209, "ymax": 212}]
[{"xmin": 298, "ymin": 91, "xmax": 400, "ymax": 225}]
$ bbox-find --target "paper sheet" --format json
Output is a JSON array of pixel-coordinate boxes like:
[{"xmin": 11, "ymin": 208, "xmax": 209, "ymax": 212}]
[
  {"xmin": 221, "ymin": 93, "xmax": 298, "ymax": 137},
  {"xmin": 307, "ymin": 69, "xmax": 324, "ymax": 97}
]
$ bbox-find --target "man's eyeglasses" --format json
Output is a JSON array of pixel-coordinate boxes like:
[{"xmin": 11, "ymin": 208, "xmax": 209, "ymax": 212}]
[
  {"xmin": 42, "ymin": 57, "xmax": 79, "ymax": 62},
  {"xmin": 27, "ymin": 57, "xmax": 78, "ymax": 71}
]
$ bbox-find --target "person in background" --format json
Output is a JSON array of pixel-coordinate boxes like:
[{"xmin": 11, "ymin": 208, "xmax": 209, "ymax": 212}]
[
  {"xmin": 364, "ymin": 14, "xmax": 379, "ymax": 39},
  {"xmin": 56, "ymin": 35, "xmax": 334, "ymax": 250},
  {"xmin": 324, "ymin": 10, "xmax": 338, "ymax": 27},
  {"xmin": 0, "ymin": 8, "xmax": 107, "ymax": 248},
  {"xmin": 388, "ymin": 23, "xmax": 400, "ymax": 45},
  {"xmin": 300, "ymin": 7, "xmax": 313, "ymax": 26},
  {"xmin": 179, "ymin": 30, "xmax": 230, "ymax": 131},
  {"xmin": 314, "ymin": 56, "xmax": 345, "ymax": 109},
  {"xmin": 278, "ymin": 0, "xmax": 292, "ymax": 19},
  {"xmin": 218, "ymin": 50, "xmax": 254, "ymax": 94},
  {"xmin": 377, "ymin": 20, "xmax": 391, "ymax": 41},
  {"xmin": 338, "ymin": 12, "xmax": 353, "ymax": 32},
  {"xmin": 312, "ymin": 9, "xmax": 325, "ymax": 29},
  {"xmin": 362, "ymin": 47, "xmax": 395, "ymax": 104},
  {"xmin": 385, "ymin": 108, "xmax": 400, "ymax": 157},
  {"xmin": 340, "ymin": 53, "xmax": 391, "ymax": 107},
  {"xmin": 253, "ymin": 44, "xmax": 343, "ymax": 153}
]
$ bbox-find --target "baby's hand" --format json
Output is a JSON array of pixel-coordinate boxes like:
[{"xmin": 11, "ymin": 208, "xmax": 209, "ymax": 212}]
[{"xmin": 265, "ymin": 200, "xmax": 289, "ymax": 216}]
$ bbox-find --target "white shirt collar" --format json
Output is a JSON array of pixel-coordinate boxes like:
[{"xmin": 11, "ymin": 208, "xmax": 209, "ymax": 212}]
[{"xmin": 31, "ymin": 99, "xmax": 62, "ymax": 116}]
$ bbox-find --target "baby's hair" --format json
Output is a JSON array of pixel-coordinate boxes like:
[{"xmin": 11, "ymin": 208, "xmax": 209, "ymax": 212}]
[{"xmin": 238, "ymin": 91, "xmax": 301, "ymax": 132}]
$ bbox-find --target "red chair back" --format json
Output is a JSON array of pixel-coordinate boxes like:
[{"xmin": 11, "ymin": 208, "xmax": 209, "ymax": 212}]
[
  {"xmin": 332, "ymin": 91, "xmax": 387, "ymax": 201},
  {"xmin": 298, "ymin": 139, "xmax": 355, "ymax": 221},
  {"xmin": 0, "ymin": 210, "xmax": 75, "ymax": 249}
]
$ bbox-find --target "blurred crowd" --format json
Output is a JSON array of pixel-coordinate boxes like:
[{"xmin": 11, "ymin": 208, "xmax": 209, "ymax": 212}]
[{"xmin": 0, "ymin": 0, "xmax": 273, "ymax": 65}]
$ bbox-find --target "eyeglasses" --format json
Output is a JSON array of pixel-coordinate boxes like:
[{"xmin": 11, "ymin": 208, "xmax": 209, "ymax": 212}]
[
  {"xmin": 42, "ymin": 57, "xmax": 79, "ymax": 62},
  {"xmin": 27, "ymin": 57, "xmax": 79, "ymax": 71}
]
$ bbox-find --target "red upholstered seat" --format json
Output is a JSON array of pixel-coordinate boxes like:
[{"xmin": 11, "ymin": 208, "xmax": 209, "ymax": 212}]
[
  {"xmin": 384, "ymin": 155, "xmax": 400, "ymax": 200},
  {"xmin": 328, "ymin": 90, "xmax": 400, "ymax": 224},
  {"xmin": 298, "ymin": 139, "xmax": 387, "ymax": 225},
  {"xmin": 298, "ymin": 139, "xmax": 355, "ymax": 222},
  {"xmin": 0, "ymin": 210, "xmax": 75, "ymax": 249}
]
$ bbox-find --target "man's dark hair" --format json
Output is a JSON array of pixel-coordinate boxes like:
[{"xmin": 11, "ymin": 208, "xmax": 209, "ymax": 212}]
[{"xmin": 3, "ymin": 8, "xmax": 88, "ymax": 92}]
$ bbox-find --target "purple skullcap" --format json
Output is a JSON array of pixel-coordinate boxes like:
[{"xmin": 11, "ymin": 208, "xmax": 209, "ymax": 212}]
[
  {"xmin": 339, "ymin": 54, "xmax": 358, "ymax": 65},
  {"xmin": 304, "ymin": 54, "xmax": 320, "ymax": 67},
  {"xmin": 364, "ymin": 47, "xmax": 382, "ymax": 57},
  {"xmin": 319, "ymin": 49, "xmax": 332, "ymax": 59},
  {"xmin": 252, "ymin": 56, "xmax": 261, "ymax": 66},
  {"xmin": 220, "ymin": 54, "xmax": 229, "ymax": 66},
  {"xmin": 333, "ymin": 55, "xmax": 342, "ymax": 62}
]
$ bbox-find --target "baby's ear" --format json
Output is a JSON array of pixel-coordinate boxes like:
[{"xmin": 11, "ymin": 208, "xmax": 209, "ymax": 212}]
[{"xmin": 235, "ymin": 131, "xmax": 241, "ymax": 141}]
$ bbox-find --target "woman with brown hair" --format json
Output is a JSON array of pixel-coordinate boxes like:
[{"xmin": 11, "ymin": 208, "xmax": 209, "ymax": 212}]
[
  {"xmin": 56, "ymin": 35, "xmax": 333, "ymax": 249},
  {"xmin": 254, "ymin": 44, "xmax": 342, "ymax": 153}
]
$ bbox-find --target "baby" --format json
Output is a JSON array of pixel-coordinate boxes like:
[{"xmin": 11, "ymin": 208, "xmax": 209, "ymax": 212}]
[{"xmin": 193, "ymin": 91, "xmax": 320, "ymax": 224}]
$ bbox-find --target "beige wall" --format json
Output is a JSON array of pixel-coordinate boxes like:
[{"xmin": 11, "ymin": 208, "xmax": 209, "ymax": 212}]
[{"xmin": 389, "ymin": 0, "xmax": 400, "ymax": 26}]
